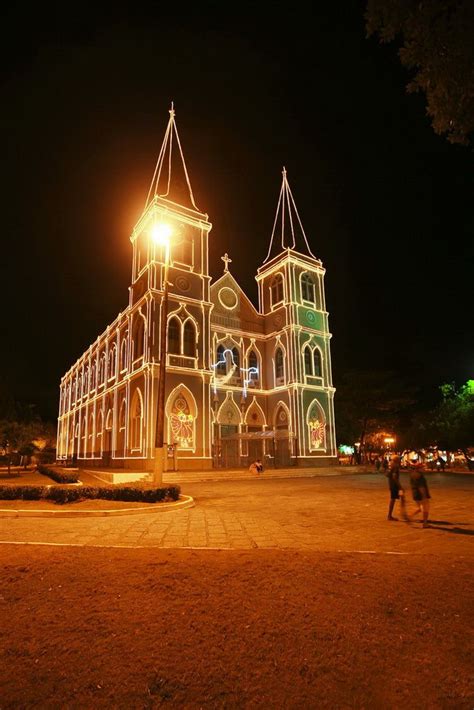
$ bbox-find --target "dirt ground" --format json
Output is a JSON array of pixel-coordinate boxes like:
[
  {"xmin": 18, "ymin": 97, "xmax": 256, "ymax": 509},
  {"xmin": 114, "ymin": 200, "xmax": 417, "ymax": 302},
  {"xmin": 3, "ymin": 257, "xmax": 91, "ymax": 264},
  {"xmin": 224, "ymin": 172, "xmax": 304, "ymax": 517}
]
[{"xmin": 0, "ymin": 545, "xmax": 473, "ymax": 709}]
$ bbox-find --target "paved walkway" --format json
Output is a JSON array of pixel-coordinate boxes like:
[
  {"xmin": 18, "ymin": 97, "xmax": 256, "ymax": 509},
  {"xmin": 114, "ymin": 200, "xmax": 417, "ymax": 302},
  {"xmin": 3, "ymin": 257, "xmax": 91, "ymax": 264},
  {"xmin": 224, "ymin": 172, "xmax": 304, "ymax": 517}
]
[{"xmin": 1, "ymin": 473, "xmax": 473, "ymax": 555}]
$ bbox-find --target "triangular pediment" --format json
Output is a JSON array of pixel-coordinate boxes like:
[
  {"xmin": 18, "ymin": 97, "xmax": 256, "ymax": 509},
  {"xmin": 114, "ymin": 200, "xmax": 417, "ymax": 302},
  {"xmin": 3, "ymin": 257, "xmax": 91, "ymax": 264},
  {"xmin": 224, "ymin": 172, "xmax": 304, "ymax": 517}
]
[{"xmin": 211, "ymin": 271, "xmax": 258, "ymax": 315}]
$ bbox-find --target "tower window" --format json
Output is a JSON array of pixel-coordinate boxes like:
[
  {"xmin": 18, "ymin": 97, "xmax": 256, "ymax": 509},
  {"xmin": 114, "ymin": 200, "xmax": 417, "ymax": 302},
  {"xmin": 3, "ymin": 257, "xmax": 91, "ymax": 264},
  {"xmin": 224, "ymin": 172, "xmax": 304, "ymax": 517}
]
[
  {"xmin": 301, "ymin": 273, "xmax": 316, "ymax": 304},
  {"xmin": 270, "ymin": 274, "xmax": 284, "ymax": 306},
  {"xmin": 168, "ymin": 317, "xmax": 181, "ymax": 354},
  {"xmin": 313, "ymin": 348, "xmax": 322, "ymax": 378},
  {"xmin": 183, "ymin": 320, "xmax": 196, "ymax": 357},
  {"xmin": 304, "ymin": 346, "xmax": 312, "ymax": 375},
  {"xmin": 172, "ymin": 235, "xmax": 193, "ymax": 266}
]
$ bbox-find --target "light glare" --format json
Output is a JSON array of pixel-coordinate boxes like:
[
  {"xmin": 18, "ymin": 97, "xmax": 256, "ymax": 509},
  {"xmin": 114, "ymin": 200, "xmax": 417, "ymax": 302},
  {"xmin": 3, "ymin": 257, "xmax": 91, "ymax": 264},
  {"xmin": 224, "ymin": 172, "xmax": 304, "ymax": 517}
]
[{"xmin": 151, "ymin": 223, "xmax": 172, "ymax": 245}]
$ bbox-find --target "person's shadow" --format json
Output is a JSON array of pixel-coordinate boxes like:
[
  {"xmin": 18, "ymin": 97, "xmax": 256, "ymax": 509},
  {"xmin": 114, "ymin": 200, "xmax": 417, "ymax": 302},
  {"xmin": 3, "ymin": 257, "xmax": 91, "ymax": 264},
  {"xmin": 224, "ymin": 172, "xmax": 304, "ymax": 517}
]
[{"xmin": 425, "ymin": 520, "xmax": 474, "ymax": 535}]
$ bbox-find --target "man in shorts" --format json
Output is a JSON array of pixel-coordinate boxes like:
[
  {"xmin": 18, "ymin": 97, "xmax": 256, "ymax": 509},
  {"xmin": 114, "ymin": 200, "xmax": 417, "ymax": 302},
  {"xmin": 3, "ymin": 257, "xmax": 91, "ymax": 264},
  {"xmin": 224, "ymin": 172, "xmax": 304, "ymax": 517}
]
[
  {"xmin": 385, "ymin": 455, "xmax": 407, "ymax": 521},
  {"xmin": 409, "ymin": 461, "xmax": 431, "ymax": 528}
]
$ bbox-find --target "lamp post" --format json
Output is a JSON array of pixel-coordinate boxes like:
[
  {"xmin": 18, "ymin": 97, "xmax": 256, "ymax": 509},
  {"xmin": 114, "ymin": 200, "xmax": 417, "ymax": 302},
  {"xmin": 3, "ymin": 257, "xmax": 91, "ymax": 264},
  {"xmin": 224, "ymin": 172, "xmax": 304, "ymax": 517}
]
[{"xmin": 152, "ymin": 223, "xmax": 172, "ymax": 482}]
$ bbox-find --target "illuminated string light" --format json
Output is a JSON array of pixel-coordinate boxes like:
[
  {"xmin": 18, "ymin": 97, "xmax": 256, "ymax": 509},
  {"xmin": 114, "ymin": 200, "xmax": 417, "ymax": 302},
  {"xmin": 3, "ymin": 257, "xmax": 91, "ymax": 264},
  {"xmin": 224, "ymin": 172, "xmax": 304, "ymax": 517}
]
[{"xmin": 210, "ymin": 348, "xmax": 259, "ymax": 396}]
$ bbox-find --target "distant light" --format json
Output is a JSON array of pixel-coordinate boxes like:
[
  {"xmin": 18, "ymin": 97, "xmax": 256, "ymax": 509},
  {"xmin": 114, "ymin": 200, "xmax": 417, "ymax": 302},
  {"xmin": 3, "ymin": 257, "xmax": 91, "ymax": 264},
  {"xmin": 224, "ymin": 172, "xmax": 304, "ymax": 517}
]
[
  {"xmin": 151, "ymin": 223, "xmax": 172, "ymax": 245},
  {"xmin": 384, "ymin": 437, "xmax": 395, "ymax": 444}
]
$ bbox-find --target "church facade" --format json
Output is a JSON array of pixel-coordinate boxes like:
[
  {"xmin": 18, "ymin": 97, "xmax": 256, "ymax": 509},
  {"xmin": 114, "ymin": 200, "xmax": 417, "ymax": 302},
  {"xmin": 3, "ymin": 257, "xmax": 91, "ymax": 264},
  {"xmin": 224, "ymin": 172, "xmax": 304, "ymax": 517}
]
[{"xmin": 56, "ymin": 108, "xmax": 337, "ymax": 471}]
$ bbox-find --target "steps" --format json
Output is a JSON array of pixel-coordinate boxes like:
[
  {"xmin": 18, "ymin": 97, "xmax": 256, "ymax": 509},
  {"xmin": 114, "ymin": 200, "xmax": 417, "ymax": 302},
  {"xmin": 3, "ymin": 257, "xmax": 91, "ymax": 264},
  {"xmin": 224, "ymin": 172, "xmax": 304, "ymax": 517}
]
[{"xmin": 163, "ymin": 466, "xmax": 353, "ymax": 484}]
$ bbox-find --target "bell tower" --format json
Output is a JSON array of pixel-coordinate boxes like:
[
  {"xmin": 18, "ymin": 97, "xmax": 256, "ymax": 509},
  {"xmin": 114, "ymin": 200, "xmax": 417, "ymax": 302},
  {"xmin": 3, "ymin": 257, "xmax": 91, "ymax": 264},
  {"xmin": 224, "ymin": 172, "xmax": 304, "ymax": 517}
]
[
  {"xmin": 256, "ymin": 168, "xmax": 337, "ymax": 464},
  {"xmin": 130, "ymin": 105, "xmax": 213, "ymax": 470}
]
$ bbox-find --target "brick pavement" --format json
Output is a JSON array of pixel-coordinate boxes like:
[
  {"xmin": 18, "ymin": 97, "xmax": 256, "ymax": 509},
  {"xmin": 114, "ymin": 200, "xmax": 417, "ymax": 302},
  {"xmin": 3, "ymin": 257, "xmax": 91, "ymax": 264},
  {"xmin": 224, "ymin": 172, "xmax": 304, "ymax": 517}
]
[{"xmin": 1, "ymin": 473, "xmax": 473, "ymax": 555}]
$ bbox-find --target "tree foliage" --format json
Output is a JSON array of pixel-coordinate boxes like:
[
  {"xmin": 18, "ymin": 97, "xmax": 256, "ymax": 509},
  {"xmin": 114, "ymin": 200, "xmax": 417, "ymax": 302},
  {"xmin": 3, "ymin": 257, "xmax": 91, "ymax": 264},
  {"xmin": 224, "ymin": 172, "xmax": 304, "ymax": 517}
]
[
  {"xmin": 425, "ymin": 380, "xmax": 474, "ymax": 450},
  {"xmin": 335, "ymin": 369, "xmax": 418, "ymax": 450},
  {"xmin": 0, "ymin": 394, "xmax": 56, "ymax": 466},
  {"xmin": 366, "ymin": 0, "xmax": 474, "ymax": 146}
]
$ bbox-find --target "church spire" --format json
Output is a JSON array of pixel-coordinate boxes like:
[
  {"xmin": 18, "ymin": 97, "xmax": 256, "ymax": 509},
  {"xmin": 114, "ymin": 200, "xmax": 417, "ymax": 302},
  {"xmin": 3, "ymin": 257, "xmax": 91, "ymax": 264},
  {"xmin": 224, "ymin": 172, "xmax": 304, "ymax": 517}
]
[
  {"xmin": 263, "ymin": 167, "xmax": 317, "ymax": 263},
  {"xmin": 144, "ymin": 103, "xmax": 199, "ymax": 213}
]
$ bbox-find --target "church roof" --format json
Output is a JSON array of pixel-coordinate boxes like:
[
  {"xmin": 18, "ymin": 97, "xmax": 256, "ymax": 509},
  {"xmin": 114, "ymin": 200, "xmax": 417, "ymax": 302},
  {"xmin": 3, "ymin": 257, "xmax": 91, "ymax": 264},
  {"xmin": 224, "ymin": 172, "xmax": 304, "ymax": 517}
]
[
  {"xmin": 143, "ymin": 103, "xmax": 200, "ymax": 213},
  {"xmin": 263, "ymin": 168, "xmax": 317, "ymax": 263}
]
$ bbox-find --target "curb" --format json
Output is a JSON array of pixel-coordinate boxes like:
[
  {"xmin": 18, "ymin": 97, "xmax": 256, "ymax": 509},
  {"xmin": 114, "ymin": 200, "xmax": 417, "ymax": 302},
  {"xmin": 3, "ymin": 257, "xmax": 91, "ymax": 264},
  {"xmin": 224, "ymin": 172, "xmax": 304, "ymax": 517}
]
[{"xmin": 0, "ymin": 494, "xmax": 195, "ymax": 518}]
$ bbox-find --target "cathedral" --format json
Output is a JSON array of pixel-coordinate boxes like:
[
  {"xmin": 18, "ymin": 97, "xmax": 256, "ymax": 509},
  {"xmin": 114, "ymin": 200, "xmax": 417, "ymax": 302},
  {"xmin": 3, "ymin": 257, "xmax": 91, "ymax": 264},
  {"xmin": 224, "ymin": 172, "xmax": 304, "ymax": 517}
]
[{"xmin": 57, "ymin": 107, "xmax": 337, "ymax": 472}]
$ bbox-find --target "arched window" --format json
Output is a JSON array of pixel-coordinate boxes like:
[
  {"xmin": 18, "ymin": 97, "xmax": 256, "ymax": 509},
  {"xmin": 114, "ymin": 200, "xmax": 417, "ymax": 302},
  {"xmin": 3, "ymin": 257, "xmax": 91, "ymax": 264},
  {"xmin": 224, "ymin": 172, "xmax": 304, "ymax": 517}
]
[
  {"xmin": 172, "ymin": 235, "xmax": 193, "ymax": 266},
  {"xmin": 216, "ymin": 344, "xmax": 227, "ymax": 376},
  {"xmin": 99, "ymin": 353, "xmax": 106, "ymax": 385},
  {"xmin": 307, "ymin": 400, "xmax": 326, "ymax": 451},
  {"xmin": 232, "ymin": 347, "xmax": 240, "ymax": 370},
  {"xmin": 84, "ymin": 367, "xmax": 89, "ymax": 394},
  {"xmin": 81, "ymin": 414, "xmax": 87, "ymax": 456},
  {"xmin": 183, "ymin": 320, "xmax": 196, "ymax": 357},
  {"xmin": 275, "ymin": 347, "xmax": 284, "ymax": 383},
  {"xmin": 78, "ymin": 373, "xmax": 83, "ymax": 398},
  {"xmin": 105, "ymin": 408, "xmax": 113, "ymax": 431},
  {"xmin": 270, "ymin": 274, "xmax": 284, "ymax": 306},
  {"xmin": 97, "ymin": 410, "xmax": 103, "ymax": 440},
  {"xmin": 90, "ymin": 363, "xmax": 96, "ymax": 391},
  {"xmin": 88, "ymin": 411, "xmax": 94, "ymax": 453},
  {"xmin": 313, "ymin": 348, "xmax": 322, "ymax": 378},
  {"xmin": 120, "ymin": 333, "xmax": 128, "ymax": 371},
  {"xmin": 108, "ymin": 345, "xmax": 116, "ymax": 379},
  {"xmin": 133, "ymin": 315, "xmax": 145, "ymax": 361},
  {"xmin": 168, "ymin": 317, "xmax": 180, "ymax": 354},
  {"xmin": 248, "ymin": 350, "xmax": 259, "ymax": 383},
  {"xmin": 304, "ymin": 346, "xmax": 312, "ymax": 375},
  {"xmin": 119, "ymin": 400, "xmax": 126, "ymax": 429},
  {"xmin": 301, "ymin": 273, "xmax": 316, "ymax": 303},
  {"xmin": 130, "ymin": 390, "xmax": 143, "ymax": 451},
  {"xmin": 167, "ymin": 387, "xmax": 196, "ymax": 450}
]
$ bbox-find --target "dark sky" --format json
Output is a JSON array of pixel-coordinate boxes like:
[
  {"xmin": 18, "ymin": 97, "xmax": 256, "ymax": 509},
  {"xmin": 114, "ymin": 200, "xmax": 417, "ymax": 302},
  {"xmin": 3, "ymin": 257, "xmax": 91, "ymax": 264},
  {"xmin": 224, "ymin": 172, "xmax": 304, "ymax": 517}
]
[{"xmin": 1, "ymin": 1, "xmax": 472, "ymax": 421}]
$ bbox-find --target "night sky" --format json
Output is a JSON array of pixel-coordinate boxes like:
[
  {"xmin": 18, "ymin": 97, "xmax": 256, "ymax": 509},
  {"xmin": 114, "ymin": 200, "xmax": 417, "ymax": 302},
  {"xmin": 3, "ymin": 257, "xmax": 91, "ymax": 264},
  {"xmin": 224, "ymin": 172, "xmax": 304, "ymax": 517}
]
[{"xmin": 1, "ymin": 1, "xmax": 472, "ymax": 421}]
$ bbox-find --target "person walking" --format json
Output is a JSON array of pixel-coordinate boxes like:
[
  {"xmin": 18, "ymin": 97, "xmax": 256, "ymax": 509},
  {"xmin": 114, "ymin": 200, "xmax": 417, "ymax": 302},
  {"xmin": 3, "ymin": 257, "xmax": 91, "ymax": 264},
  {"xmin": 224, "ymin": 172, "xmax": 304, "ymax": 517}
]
[
  {"xmin": 385, "ymin": 455, "xmax": 407, "ymax": 521},
  {"xmin": 409, "ymin": 460, "xmax": 431, "ymax": 528}
]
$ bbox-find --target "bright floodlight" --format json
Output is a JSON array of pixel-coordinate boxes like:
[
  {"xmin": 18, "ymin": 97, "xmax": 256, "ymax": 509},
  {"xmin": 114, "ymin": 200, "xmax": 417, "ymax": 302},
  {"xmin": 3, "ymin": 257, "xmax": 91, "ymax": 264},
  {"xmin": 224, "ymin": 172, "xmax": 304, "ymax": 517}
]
[{"xmin": 151, "ymin": 223, "xmax": 172, "ymax": 245}]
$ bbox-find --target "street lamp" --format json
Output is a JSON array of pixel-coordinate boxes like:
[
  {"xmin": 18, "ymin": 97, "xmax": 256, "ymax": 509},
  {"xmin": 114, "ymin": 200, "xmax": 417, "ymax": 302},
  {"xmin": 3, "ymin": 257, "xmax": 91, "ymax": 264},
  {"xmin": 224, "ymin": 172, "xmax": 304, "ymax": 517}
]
[
  {"xmin": 384, "ymin": 436, "xmax": 396, "ymax": 451},
  {"xmin": 152, "ymin": 222, "xmax": 172, "ymax": 482}
]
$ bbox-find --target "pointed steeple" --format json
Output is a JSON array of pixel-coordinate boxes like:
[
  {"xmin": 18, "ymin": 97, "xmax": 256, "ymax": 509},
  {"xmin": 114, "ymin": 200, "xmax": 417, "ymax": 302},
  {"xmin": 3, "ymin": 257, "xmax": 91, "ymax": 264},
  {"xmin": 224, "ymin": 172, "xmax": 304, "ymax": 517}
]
[
  {"xmin": 263, "ymin": 167, "xmax": 317, "ymax": 263},
  {"xmin": 144, "ymin": 103, "xmax": 199, "ymax": 212}
]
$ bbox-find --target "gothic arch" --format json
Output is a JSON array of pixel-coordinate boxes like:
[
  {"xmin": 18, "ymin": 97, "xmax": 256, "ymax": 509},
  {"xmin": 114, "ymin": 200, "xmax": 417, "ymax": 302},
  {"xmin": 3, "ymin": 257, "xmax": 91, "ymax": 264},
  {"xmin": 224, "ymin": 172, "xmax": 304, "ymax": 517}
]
[
  {"xmin": 244, "ymin": 343, "xmax": 262, "ymax": 386},
  {"xmin": 273, "ymin": 339, "xmax": 287, "ymax": 385},
  {"xmin": 270, "ymin": 272, "xmax": 285, "ymax": 307},
  {"xmin": 165, "ymin": 384, "xmax": 197, "ymax": 452},
  {"xmin": 307, "ymin": 399, "xmax": 326, "ymax": 451},
  {"xmin": 130, "ymin": 388, "xmax": 144, "ymax": 451},
  {"xmin": 182, "ymin": 318, "xmax": 197, "ymax": 357},
  {"xmin": 87, "ymin": 410, "xmax": 95, "ymax": 455},
  {"xmin": 120, "ymin": 331, "xmax": 128, "ymax": 371},
  {"xmin": 132, "ymin": 311, "xmax": 146, "ymax": 361},
  {"xmin": 300, "ymin": 271, "xmax": 316, "ymax": 305},
  {"xmin": 244, "ymin": 398, "xmax": 266, "ymax": 427},
  {"xmin": 216, "ymin": 393, "xmax": 242, "ymax": 426},
  {"xmin": 108, "ymin": 344, "xmax": 117, "ymax": 380},
  {"xmin": 274, "ymin": 401, "xmax": 291, "ymax": 430},
  {"xmin": 313, "ymin": 346, "xmax": 323, "ymax": 378}
]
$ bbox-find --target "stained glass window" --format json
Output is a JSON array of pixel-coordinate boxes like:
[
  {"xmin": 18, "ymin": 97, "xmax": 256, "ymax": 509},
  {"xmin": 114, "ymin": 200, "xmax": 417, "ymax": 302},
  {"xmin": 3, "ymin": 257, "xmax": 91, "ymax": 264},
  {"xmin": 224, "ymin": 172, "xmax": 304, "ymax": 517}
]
[{"xmin": 169, "ymin": 392, "xmax": 195, "ymax": 450}]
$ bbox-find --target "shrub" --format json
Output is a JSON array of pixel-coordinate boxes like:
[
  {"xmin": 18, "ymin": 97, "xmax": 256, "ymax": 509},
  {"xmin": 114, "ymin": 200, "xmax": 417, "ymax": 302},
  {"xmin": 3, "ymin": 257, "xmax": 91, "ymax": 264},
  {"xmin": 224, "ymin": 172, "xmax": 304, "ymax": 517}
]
[
  {"xmin": 0, "ymin": 485, "xmax": 47, "ymax": 500},
  {"xmin": 0, "ymin": 484, "xmax": 181, "ymax": 505},
  {"xmin": 47, "ymin": 487, "xmax": 83, "ymax": 504},
  {"xmin": 37, "ymin": 465, "xmax": 79, "ymax": 484}
]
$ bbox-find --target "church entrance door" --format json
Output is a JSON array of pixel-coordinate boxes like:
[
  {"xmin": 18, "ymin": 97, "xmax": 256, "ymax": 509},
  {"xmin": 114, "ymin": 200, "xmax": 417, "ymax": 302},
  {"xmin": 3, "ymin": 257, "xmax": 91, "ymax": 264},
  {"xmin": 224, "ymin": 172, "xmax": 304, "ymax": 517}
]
[{"xmin": 219, "ymin": 425, "xmax": 239, "ymax": 468}]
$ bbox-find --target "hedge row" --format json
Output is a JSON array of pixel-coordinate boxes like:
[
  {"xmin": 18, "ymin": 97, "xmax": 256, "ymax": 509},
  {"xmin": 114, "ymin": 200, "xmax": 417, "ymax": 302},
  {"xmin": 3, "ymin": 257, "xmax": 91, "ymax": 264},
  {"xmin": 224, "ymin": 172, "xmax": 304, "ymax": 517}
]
[
  {"xmin": 37, "ymin": 465, "xmax": 79, "ymax": 484},
  {"xmin": 0, "ymin": 484, "xmax": 181, "ymax": 505}
]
